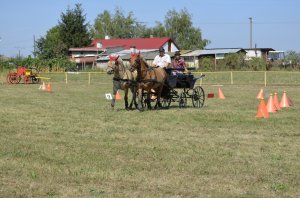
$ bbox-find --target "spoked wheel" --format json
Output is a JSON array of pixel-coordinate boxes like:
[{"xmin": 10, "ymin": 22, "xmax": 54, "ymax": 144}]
[
  {"xmin": 192, "ymin": 86, "xmax": 205, "ymax": 108},
  {"xmin": 7, "ymin": 73, "xmax": 20, "ymax": 84},
  {"xmin": 31, "ymin": 75, "xmax": 40, "ymax": 84},
  {"xmin": 178, "ymin": 91, "xmax": 187, "ymax": 108}
]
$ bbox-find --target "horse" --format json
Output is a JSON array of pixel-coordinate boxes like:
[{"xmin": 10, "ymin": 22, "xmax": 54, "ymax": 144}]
[
  {"xmin": 106, "ymin": 55, "xmax": 138, "ymax": 110},
  {"xmin": 129, "ymin": 52, "xmax": 167, "ymax": 111}
]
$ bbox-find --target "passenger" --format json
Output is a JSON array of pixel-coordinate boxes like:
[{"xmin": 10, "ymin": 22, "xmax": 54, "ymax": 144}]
[
  {"xmin": 153, "ymin": 47, "xmax": 171, "ymax": 69},
  {"xmin": 172, "ymin": 51, "xmax": 189, "ymax": 75}
]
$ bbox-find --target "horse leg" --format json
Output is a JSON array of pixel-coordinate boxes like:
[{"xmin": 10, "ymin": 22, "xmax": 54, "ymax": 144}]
[
  {"xmin": 129, "ymin": 86, "xmax": 137, "ymax": 110},
  {"xmin": 111, "ymin": 84, "xmax": 118, "ymax": 110},
  {"xmin": 155, "ymin": 85, "xmax": 164, "ymax": 109},
  {"xmin": 137, "ymin": 88, "xmax": 144, "ymax": 111},
  {"xmin": 147, "ymin": 90, "xmax": 152, "ymax": 110},
  {"xmin": 124, "ymin": 87, "xmax": 129, "ymax": 110}
]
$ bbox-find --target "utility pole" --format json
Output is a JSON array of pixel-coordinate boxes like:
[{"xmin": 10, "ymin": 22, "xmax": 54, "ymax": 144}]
[
  {"xmin": 33, "ymin": 35, "xmax": 36, "ymax": 57},
  {"xmin": 249, "ymin": 17, "xmax": 253, "ymax": 48}
]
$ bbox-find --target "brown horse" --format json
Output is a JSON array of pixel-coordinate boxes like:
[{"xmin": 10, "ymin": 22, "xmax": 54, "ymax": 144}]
[
  {"xmin": 107, "ymin": 55, "xmax": 138, "ymax": 110},
  {"xmin": 129, "ymin": 52, "xmax": 167, "ymax": 111}
]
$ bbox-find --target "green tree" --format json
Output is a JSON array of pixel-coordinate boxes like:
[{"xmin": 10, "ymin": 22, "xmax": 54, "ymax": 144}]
[
  {"xmin": 164, "ymin": 8, "xmax": 209, "ymax": 50},
  {"xmin": 92, "ymin": 7, "xmax": 138, "ymax": 39},
  {"xmin": 284, "ymin": 51, "xmax": 300, "ymax": 69},
  {"xmin": 35, "ymin": 26, "xmax": 66, "ymax": 59},
  {"xmin": 59, "ymin": 3, "xmax": 91, "ymax": 50}
]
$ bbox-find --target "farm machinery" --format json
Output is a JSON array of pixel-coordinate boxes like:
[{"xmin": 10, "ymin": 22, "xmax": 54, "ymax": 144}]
[{"xmin": 6, "ymin": 66, "xmax": 41, "ymax": 84}]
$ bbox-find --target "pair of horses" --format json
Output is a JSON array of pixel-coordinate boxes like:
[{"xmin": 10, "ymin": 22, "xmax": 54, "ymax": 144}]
[{"xmin": 106, "ymin": 53, "xmax": 167, "ymax": 111}]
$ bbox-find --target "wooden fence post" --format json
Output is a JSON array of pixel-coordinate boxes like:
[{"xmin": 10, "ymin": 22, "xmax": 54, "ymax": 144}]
[
  {"xmin": 65, "ymin": 72, "xmax": 68, "ymax": 84},
  {"xmin": 264, "ymin": 71, "xmax": 267, "ymax": 87}
]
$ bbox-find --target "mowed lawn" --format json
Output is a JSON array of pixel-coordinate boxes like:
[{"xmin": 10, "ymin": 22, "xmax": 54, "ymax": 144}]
[{"xmin": 0, "ymin": 73, "xmax": 299, "ymax": 197}]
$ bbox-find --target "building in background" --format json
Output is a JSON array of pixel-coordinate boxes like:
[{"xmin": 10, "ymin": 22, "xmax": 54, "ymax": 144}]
[{"xmin": 69, "ymin": 37, "xmax": 179, "ymax": 70}]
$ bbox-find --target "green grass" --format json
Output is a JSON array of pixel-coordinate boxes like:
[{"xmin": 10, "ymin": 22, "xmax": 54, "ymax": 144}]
[{"xmin": 0, "ymin": 73, "xmax": 299, "ymax": 197}]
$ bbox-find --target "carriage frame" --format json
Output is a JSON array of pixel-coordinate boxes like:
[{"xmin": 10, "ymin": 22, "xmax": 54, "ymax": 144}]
[
  {"xmin": 6, "ymin": 66, "xmax": 40, "ymax": 84},
  {"xmin": 140, "ymin": 68, "xmax": 205, "ymax": 108}
]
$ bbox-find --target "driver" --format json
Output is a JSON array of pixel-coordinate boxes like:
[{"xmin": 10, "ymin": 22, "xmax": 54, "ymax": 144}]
[{"xmin": 152, "ymin": 47, "xmax": 171, "ymax": 68}]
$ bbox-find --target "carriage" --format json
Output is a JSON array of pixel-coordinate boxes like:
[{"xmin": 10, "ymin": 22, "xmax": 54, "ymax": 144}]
[
  {"xmin": 6, "ymin": 66, "xmax": 40, "ymax": 84},
  {"xmin": 107, "ymin": 54, "xmax": 205, "ymax": 111},
  {"xmin": 141, "ymin": 68, "xmax": 205, "ymax": 109}
]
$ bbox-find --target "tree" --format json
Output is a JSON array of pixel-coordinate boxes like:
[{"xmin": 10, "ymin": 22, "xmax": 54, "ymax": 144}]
[
  {"xmin": 164, "ymin": 8, "xmax": 209, "ymax": 50},
  {"xmin": 92, "ymin": 7, "xmax": 138, "ymax": 39},
  {"xmin": 284, "ymin": 51, "xmax": 300, "ymax": 69},
  {"xmin": 35, "ymin": 4, "xmax": 91, "ymax": 59},
  {"xmin": 34, "ymin": 26, "xmax": 66, "ymax": 59},
  {"xmin": 92, "ymin": 10, "xmax": 113, "ymax": 39},
  {"xmin": 59, "ymin": 4, "xmax": 91, "ymax": 50}
]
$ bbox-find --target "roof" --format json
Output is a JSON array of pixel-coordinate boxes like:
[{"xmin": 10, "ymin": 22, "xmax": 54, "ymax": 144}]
[
  {"xmin": 69, "ymin": 47, "xmax": 99, "ymax": 52},
  {"xmin": 182, "ymin": 48, "xmax": 246, "ymax": 57},
  {"xmin": 91, "ymin": 37, "xmax": 175, "ymax": 50},
  {"xmin": 97, "ymin": 49, "xmax": 157, "ymax": 61},
  {"xmin": 244, "ymin": 48, "xmax": 275, "ymax": 52}
]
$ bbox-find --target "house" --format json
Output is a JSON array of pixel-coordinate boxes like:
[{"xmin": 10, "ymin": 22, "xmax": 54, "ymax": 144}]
[
  {"xmin": 181, "ymin": 48, "xmax": 246, "ymax": 69},
  {"xmin": 69, "ymin": 37, "xmax": 179, "ymax": 70},
  {"xmin": 244, "ymin": 48, "xmax": 275, "ymax": 61}
]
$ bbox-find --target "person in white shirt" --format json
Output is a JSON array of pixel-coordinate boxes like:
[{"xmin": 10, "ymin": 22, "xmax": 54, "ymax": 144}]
[{"xmin": 153, "ymin": 47, "xmax": 171, "ymax": 68}]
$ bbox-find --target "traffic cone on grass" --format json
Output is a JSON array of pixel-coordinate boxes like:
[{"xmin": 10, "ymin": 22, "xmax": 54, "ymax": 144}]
[
  {"xmin": 256, "ymin": 88, "xmax": 264, "ymax": 99},
  {"xmin": 42, "ymin": 81, "xmax": 46, "ymax": 91},
  {"xmin": 115, "ymin": 91, "xmax": 122, "ymax": 100},
  {"xmin": 273, "ymin": 92, "xmax": 281, "ymax": 111},
  {"xmin": 280, "ymin": 91, "xmax": 293, "ymax": 108},
  {"xmin": 256, "ymin": 98, "xmax": 269, "ymax": 118},
  {"xmin": 218, "ymin": 88, "xmax": 225, "ymax": 99},
  {"xmin": 46, "ymin": 83, "xmax": 52, "ymax": 93},
  {"xmin": 266, "ymin": 94, "xmax": 276, "ymax": 113}
]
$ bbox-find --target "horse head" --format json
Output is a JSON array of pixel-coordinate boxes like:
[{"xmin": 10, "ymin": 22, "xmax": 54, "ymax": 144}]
[
  {"xmin": 129, "ymin": 51, "xmax": 141, "ymax": 72},
  {"xmin": 106, "ymin": 55, "xmax": 120, "ymax": 75}
]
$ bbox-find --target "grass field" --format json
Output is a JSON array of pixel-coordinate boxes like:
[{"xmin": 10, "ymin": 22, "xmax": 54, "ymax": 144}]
[{"xmin": 0, "ymin": 72, "xmax": 299, "ymax": 197}]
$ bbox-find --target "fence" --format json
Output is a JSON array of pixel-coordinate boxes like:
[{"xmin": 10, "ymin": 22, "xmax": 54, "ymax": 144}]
[{"xmin": 2, "ymin": 71, "xmax": 300, "ymax": 86}]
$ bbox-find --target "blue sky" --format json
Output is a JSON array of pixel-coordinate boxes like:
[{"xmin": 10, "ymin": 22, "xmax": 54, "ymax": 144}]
[{"xmin": 0, "ymin": 0, "xmax": 300, "ymax": 57}]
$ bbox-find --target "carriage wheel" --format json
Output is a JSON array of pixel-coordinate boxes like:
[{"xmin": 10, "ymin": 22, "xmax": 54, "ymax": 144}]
[
  {"xmin": 24, "ymin": 75, "xmax": 31, "ymax": 84},
  {"xmin": 31, "ymin": 76, "xmax": 40, "ymax": 84},
  {"xmin": 7, "ymin": 73, "xmax": 20, "ymax": 84},
  {"xmin": 6, "ymin": 73, "xmax": 11, "ymax": 83},
  {"xmin": 192, "ymin": 86, "xmax": 205, "ymax": 108},
  {"xmin": 178, "ymin": 91, "xmax": 187, "ymax": 108}
]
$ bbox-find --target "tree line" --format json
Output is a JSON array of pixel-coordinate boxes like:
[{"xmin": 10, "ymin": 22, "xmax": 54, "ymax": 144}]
[
  {"xmin": 33, "ymin": 4, "xmax": 209, "ymax": 59},
  {"xmin": 1, "ymin": 4, "xmax": 300, "ymax": 71}
]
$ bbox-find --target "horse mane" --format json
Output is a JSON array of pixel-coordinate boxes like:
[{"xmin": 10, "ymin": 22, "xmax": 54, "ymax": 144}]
[{"xmin": 138, "ymin": 56, "xmax": 150, "ymax": 68}]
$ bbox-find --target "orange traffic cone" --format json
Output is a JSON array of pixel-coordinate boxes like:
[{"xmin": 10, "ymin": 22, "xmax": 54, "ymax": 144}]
[
  {"xmin": 115, "ymin": 91, "xmax": 122, "ymax": 100},
  {"xmin": 46, "ymin": 83, "xmax": 52, "ymax": 92},
  {"xmin": 280, "ymin": 91, "xmax": 291, "ymax": 108},
  {"xmin": 256, "ymin": 88, "xmax": 264, "ymax": 99},
  {"xmin": 256, "ymin": 98, "xmax": 269, "ymax": 118},
  {"xmin": 266, "ymin": 94, "xmax": 276, "ymax": 113},
  {"xmin": 218, "ymin": 88, "xmax": 225, "ymax": 99},
  {"xmin": 273, "ymin": 92, "xmax": 281, "ymax": 111},
  {"xmin": 42, "ymin": 81, "xmax": 46, "ymax": 91}
]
